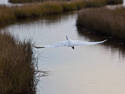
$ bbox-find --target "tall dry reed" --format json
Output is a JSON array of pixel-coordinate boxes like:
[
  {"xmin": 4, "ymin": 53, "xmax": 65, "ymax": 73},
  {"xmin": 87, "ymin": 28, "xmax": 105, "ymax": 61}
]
[{"xmin": 0, "ymin": 32, "xmax": 37, "ymax": 94}]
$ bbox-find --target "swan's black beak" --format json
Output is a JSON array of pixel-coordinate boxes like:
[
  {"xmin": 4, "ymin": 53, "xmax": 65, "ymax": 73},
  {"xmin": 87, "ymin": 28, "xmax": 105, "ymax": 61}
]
[{"xmin": 72, "ymin": 46, "xmax": 75, "ymax": 50}]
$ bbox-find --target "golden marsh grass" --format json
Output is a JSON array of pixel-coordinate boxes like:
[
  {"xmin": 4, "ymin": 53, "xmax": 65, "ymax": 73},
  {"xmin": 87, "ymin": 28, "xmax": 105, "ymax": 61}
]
[
  {"xmin": 77, "ymin": 7, "xmax": 125, "ymax": 39},
  {"xmin": 0, "ymin": 32, "xmax": 37, "ymax": 94}
]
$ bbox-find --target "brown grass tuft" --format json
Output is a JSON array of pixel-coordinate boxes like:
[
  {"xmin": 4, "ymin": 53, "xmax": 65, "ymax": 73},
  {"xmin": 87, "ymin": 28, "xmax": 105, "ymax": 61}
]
[
  {"xmin": 0, "ymin": 32, "xmax": 37, "ymax": 94},
  {"xmin": 77, "ymin": 7, "xmax": 125, "ymax": 39},
  {"xmin": 0, "ymin": 6, "xmax": 16, "ymax": 27}
]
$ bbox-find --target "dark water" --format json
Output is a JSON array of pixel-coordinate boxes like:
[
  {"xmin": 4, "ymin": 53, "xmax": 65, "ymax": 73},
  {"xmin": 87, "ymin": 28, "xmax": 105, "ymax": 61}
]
[{"xmin": 2, "ymin": 13, "xmax": 125, "ymax": 94}]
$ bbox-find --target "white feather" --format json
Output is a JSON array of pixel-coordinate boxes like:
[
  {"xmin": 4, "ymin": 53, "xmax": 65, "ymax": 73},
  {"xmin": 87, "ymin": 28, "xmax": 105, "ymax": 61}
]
[{"xmin": 34, "ymin": 36, "xmax": 106, "ymax": 49}]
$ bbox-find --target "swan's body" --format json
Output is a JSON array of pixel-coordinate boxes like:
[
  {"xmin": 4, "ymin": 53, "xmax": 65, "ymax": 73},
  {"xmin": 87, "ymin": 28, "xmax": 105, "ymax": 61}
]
[{"xmin": 34, "ymin": 36, "xmax": 106, "ymax": 50}]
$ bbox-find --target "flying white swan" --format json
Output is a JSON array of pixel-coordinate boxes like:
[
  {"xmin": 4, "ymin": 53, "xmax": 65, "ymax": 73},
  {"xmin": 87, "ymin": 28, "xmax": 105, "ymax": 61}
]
[{"xmin": 34, "ymin": 36, "xmax": 106, "ymax": 50}]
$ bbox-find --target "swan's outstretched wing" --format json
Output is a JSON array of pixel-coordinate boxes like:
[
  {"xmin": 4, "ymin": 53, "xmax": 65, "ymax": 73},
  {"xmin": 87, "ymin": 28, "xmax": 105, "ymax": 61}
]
[
  {"xmin": 72, "ymin": 40, "xmax": 106, "ymax": 46},
  {"xmin": 34, "ymin": 41, "xmax": 68, "ymax": 48}
]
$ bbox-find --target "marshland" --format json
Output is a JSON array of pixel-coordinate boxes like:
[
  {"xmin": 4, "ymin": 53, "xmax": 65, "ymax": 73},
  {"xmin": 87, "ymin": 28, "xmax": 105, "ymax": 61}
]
[{"xmin": 1, "ymin": 0, "xmax": 125, "ymax": 94}]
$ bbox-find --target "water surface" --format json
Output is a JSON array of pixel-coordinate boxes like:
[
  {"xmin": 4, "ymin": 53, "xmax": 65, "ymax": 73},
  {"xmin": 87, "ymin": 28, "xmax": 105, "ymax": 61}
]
[
  {"xmin": 2, "ymin": 13, "xmax": 125, "ymax": 94},
  {"xmin": 0, "ymin": 0, "xmax": 9, "ymax": 4}
]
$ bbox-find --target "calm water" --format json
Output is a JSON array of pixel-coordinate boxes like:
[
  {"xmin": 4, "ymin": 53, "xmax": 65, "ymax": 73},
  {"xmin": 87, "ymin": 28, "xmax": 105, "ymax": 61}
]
[
  {"xmin": 0, "ymin": 0, "xmax": 22, "ymax": 6},
  {"xmin": 124, "ymin": 0, "xmax": 125, "ymax": 5},
  {"xmin": 2, "ymin": 13, "xmax": 125, "ymax": 94},
  {"xmin": 0, "ymin": 0, "xmax": 9, "ymax": 4}
]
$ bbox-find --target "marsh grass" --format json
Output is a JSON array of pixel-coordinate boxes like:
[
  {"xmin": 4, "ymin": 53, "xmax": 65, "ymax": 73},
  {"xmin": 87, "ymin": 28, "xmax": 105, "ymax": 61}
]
[
  {"xmin": 13, "ymin": 1, "xmax": 86, "ymax": 18},
  {"xmin": 77, "ymin": 7, "xmax": 125, "ymax": 40},
  {"xmin": 0, "ymin": 1, "xmax": 87, "ymax": 24},
  {"xmin": 0, "ymin": 0, "xmax": 123, "ymax": 27},
  {"xmin": 0, "ymin": 6, "xmax": 16, "ymax": 27},
  {"xmin": 0, "ymin": 32, "xmax": 37, "ymax": 94}
]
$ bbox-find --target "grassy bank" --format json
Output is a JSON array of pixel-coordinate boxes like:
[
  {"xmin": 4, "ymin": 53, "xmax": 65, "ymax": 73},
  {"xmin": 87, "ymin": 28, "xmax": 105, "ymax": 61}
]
[
  {"xmin": 1, "ymin": 0, "xmax": 123, "ymax": 28},
  {"xmin": 0, "ymin": 32, "xmax": 37, "ymax": 94},
  {"xmin": 0, "ymin": 1, "xmax": 87, "ymax": 28},
  {"xmin": 77, "ymin": 7, "xmax": 125, "ymax": 40}
]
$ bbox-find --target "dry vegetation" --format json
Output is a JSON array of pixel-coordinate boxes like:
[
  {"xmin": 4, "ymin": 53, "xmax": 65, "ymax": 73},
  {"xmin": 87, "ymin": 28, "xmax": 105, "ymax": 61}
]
[
  {"xmin": 0, "ymin": 0, "xmax": 122, "ymax": 28},
  {"xmin": 77, "ymin": 7, "xmax": 125, "ymax": 40},
  {"xmin": 0, "ymin": 32, "xmax": 37, "ymax": 94},
  {"xmin": 0, "ymin": 1, "xmax": 87, "ymax": 27},
  {"xmin": 0, "ymin": 6, "xmax": 16, "ymax": 27}
]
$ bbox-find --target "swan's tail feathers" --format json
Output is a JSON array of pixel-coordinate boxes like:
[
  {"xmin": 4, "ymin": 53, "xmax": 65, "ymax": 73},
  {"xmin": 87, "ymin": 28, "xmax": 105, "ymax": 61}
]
[
  {"xmin": 90, "ymin": 39, "xmax": 107, "ymax": 44},
  {"xmin": 100, "ymin": 39, "xmax": 107, "ymax": 43}
]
